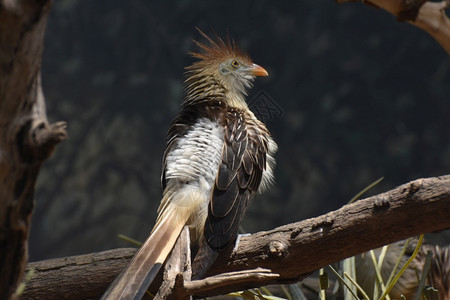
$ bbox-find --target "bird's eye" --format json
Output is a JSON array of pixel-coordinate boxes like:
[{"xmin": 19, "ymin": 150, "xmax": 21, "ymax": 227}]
[{"xmin": 231, "ymin": 60, "xmax": 239, "ymax": 68}]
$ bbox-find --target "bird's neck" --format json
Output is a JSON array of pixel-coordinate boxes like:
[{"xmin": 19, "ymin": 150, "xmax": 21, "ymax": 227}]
[
  {"xmin": 224, "ymin": 90, "xmax": 248, "ymax": 110},
  {"xmin": 184, "ymin": 74, "xmax": 248, "ymax": 110}
]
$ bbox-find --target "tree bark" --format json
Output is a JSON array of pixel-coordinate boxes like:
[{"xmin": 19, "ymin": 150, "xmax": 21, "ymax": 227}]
[
  {"xmin": 0, "ymin": 1, "xmax": 67, "ymax": 299},
  {"xmin": 337, "ymin": 0, "xmax": 450, "ymax": 54},
  {"xmin": 24, "ymin": 248, "xmax": 136, "ymax": 300},
  {"xmin": 154, "ymin": 227, "xmax": 192, "ymax": 300},
  {"xmin": 1, "ymin": 0, "xmax": 448, "ymax": 299},
  {"xmin": 21, "ymin": 175, "xmax": 450, "ymax": 299}
]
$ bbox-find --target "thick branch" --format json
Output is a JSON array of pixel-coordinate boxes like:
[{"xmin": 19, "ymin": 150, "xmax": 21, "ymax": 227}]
[
  {"xmin": 0, "ymin": 1, "xmax": 67, "ymax": 299},
  {"xmin": 22, "ymin": 175, "xmax": 450, "ymax": 298},
  {"xmin": 24, "ymin": 248, "xmax": 136, "ymax": 300},
  {"xmin": 337, "ymin": 0, "xmax": 450, "ymax": 54}
]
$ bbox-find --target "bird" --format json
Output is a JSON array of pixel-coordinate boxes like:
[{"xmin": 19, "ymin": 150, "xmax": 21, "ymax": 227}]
[{"xmin": 101, "ymin": 30, "xmax": 277, "ymax": 299}]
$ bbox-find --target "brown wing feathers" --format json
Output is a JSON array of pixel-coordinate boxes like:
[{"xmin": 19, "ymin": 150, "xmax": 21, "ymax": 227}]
[
  {"xmin": 192, "ymin": 109, "xmax": 269, "ymax": 279},
  {"xmin": 205, "ymin": 110, "xmax": 268, "ymax": 249}
]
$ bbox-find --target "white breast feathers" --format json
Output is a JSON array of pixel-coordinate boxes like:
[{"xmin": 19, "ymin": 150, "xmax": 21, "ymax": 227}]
[{"xmin": 165, "ymin": 117, "xmax": 225, "ymax": 193}]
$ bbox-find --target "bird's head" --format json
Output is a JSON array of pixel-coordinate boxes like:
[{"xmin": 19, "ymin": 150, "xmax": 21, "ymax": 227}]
[{"xmin": 184, "ymin": 30, "xmax": 268, "ymax": 108}]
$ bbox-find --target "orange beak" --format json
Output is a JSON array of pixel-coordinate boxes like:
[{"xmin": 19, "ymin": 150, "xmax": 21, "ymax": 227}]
[{"xmin": 247, "ymin": 63, "xmax": 269, "ymax": 77}]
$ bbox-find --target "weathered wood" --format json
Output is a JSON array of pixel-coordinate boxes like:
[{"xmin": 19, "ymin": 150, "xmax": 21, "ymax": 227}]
[
  {"xmin": 155, "ymin": 226, "xmax": 192, "ymax": 300},
  {"xmin": 184, "ymin": 268, "xmax": 281, "ymax": 296},
  {"xmin": 202, "ymin": 175, "xmax": 450, "ymax": 297},
  {"xmin": 21, "ymin": 175, "xmax": 450, "ymax": 298},
  {"xmin": 337, "ymin": 0, "xmax": 450, "ymax": 54},
  {"xmin": 0, "ymin": 1, "xmax": 67, "ymax": 299},
  {"xmin": 23, "ymin": 248, "xmax": 136, "ymax": 299}
]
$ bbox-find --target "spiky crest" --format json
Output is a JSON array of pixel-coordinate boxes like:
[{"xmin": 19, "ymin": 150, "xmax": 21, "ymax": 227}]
[
  {"xmin": 185, "ymin": 28, "xmax": 252, "ymax": 74},
  {"xmin": 183, "ymin": 29, "xmax": 259, "ymax": 109}
]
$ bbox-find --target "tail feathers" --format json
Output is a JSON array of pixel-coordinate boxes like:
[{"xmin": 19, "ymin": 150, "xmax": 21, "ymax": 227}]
[
  {"xmin": 102, "ymin": 206, "xmax": 190, "ymax": 300},
  {"xmin": 191, "ymin": 239, "xmax": 219, "ymax": 280}
]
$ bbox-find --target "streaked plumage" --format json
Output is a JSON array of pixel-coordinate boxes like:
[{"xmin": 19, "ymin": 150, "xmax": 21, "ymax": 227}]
[{"xmin": 102, "ymin": 30, "xmax": 276, "ymax": 299}]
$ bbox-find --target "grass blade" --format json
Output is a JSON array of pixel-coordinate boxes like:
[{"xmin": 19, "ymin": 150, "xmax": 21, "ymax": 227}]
[{"xmin": 379, "ymin": 234, "xmax": 424, "ymax": 300}]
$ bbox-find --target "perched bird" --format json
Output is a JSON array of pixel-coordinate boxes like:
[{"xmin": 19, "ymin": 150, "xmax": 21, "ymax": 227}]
[{"xmin": 102, "ymin": 30, "xmax": 277, "ymax": 299}]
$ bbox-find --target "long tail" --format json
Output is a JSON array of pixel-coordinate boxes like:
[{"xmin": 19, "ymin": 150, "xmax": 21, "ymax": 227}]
[{"xmin": 101, "ymin": 203, "xmax": 190, "ymax": 300}]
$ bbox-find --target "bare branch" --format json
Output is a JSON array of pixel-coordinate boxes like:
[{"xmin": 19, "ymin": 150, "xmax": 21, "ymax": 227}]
[
  {"xmin": 337, "ymin": 0, "xmax": 450, "ymax": 54},
  {"xmin": 184, "ymin": 268, "xmax": 280, "ymax": 296},
  {"xmin": 24, "ymin": 248, "xmax": 136, "ymax": 300},
  {"xmin": 21, "ymin": 175, "xmax": 450, "ymax": 299}
]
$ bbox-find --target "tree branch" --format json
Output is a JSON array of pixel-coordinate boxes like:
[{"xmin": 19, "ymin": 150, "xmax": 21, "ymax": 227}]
[
  {"xmin": 24, "ymin": 248, "xmax": 136, "ymax": 300},
  {"xmin": 22, "ymin": 175, "xmax": 450, "ymax": 299},
  {"xmin": 0, "ymin": 1, "xmax": 67, "ymax": 299},
  {"xmin": 337, "ymin": 0, "xmax": 450, "ymax": 54}
]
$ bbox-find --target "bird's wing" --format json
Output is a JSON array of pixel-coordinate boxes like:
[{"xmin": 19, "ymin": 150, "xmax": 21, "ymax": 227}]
[{"xmin": 192, "ymin": 110, "xmax": 269, "ymax": 278}]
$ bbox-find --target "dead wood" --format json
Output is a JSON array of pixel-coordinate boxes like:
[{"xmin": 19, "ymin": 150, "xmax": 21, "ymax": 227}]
[
  {"xmin": 0, "ymin": 0, "xmax": 67, "ymax": 299},
  {"xmin": 21, "ymin": 175, "xmax": 450, "ymax": 298},
  {"xmin": 337, "ymin": 0, "xmax": 450, "ymax": 54}
]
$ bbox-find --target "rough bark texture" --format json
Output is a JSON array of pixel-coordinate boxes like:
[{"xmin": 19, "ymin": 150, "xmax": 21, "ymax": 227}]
[
  {"xmin": 337, "ymin": 0, "xmax": 450, "ymax": 54},
  {"xmin": 21, "ymin": 175, "xmax": 450, "ymax": 299},
  {"xmin": 24, "ymin": 248, "xmax": 135, "ymax": 300},
  {"xmin": 0, "ymin": 1, "xmax": 67, "ymax": 299},
  {"xmin": 154, "ymin": 227, "xmax": 192, "ymax": 300}
]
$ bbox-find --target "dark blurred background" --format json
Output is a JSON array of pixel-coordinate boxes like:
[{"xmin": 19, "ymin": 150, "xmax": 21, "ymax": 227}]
[{"xmin": 30, "ymin": 0, "xmax": 450, "ymax": 262}]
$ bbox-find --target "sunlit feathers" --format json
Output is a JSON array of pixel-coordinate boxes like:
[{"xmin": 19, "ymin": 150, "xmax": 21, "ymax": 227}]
[
  {"xmin": 187, "ymin": 29, "xmax": 252, "ymax": 68},
  {"xmin": 183, "ymin": 29, "xmax": 265, "ymax": 109}
]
